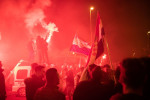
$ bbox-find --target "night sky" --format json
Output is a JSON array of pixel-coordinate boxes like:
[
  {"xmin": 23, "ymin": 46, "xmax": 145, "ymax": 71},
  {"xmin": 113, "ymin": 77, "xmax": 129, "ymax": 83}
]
[{"xmin": 0, "ymin": 0, "xmax": 150, "ymax": 67}]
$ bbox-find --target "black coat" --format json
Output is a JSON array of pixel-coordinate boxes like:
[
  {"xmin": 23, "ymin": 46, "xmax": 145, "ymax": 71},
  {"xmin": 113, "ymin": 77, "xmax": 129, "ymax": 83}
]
[
  {"xmin": 24, "ymin": 75, "xmax": 45, "ymax": 100},
  {"xmin": 0, "ymin": 69, "xmax": 6, "ymax": 100}
]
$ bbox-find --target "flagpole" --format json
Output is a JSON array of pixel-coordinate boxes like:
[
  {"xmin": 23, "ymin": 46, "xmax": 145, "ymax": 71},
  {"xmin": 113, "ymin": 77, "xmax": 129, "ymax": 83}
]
[
  {"xmin": 90, "ymin": 6, "xmax": 94, "ymax": 44},
  {"xmin": 104, "ymin": 37, "xmax": 117, "ymax": 84}
]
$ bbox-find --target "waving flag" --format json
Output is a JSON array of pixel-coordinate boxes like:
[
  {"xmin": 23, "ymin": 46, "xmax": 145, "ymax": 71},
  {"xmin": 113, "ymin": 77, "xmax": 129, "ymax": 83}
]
[
  {"xmin": 70, "ymin": 35, "xmax": 91, "ymax": 56},
  {"xmin": 86, "ymin": 12, "xmax": 105, "ymax": 66},
  {"xmin": 79, "ymin": 12, "xmax": 105, "ymax": 82}
]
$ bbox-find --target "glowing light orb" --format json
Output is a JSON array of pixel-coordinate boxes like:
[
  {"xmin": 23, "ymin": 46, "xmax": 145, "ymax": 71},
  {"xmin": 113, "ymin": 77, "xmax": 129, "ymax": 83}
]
[
  {"xmin": 90, "ymin": 7, "xmax": 94, "ymax": 10},
  {"xmin": 102, "ymin": 54, "xmax": 106, "ymax": 59}
]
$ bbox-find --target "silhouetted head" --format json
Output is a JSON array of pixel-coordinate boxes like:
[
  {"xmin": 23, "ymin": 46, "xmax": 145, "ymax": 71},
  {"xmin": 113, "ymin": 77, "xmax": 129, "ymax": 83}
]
[
  {"xmin": 119, "ymin": 58, "xmax": 146, "ymax": 89},
  {"xmin": 88, "ymin": 64, "xmax": 98, "ymax": 79},
  {"xmin": 46, "ymin": 68, "xmax": 59, "ymax": 86},
  {"xmin": 103, "ymin": 64, "xmax": 111, "ymax": 73},
  {"xmin": 34, "ymin": 65, "xmax": 45, "ymax": 78},
  {"xmin": 37, "ymin": 36, "xmax": 41, "ymax": 39},
  {"xmin": 67, "ymin": 69, "xmax": 74, "ymax": 77},
  {"xmin": 31, "ymin": 63, "xmax": 38, "ymax": 74},
  {"xmin": 89, "ymin": 64, "xmax": 97, "ymax": 71},
  {"xmin": 91, "ymin": 66, "xmax": 102, "ymax": 82}
]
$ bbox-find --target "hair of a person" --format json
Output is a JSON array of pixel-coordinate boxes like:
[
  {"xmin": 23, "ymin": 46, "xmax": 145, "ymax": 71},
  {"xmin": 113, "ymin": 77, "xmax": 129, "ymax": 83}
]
[
  {"xmin": 31, "ymin": 63, "xmax": 38, "ymax": 70},
  {"xmin": 91, "ymin": 65, "xmax": 102, "ymax": 82},
  {"xmin": 89, "ymin": 64, "xmax": 97, "ymax": 71},
  {"xmin": 46, "ymin": 68, "xmax": 58, "ymax": 83},
  {"xmin": 34, "ymin": 65, "xmax": 45, "ymax": 72},
  {"xmin": 119, "ymin": 58, "xmax": 146, "ymax": 89}
]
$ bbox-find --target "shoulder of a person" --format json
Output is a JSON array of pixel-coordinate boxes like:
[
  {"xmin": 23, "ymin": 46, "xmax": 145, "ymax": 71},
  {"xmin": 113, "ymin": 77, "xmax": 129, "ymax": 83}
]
[
  {"xmin": 75, "ymin": 80, "xmax": 91, "ymax": 90},
  {"xmin": 57, "ymin": 91, "xmax": 66, "ymax": 99},
  {"xmin": 110, "ymin": 93, "xmax": 123, "ymax": 100},
  {"xmin": 0, "ymin": 72, "xmax": 4, "ymax": 77},
  {"xmin": 78, "ymin": 80, "xmax": 90, "ymax": 85},
  {"xmin": 37, "ymin": 86, "xmax": 44, "ymax": 92},
  {"xmin": 122, "ymin": 94, "xmax": 147, "ymax": 100},
  {"xmin": 24, "ymin": 77, "xmax": 33, "ymax": 84}
]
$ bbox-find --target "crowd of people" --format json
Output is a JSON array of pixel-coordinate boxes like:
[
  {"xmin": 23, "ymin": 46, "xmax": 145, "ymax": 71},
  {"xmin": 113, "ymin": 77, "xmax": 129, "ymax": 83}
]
[{"xmin": 0, "ymin": 56, "xmax": 150, "ymax": 100}]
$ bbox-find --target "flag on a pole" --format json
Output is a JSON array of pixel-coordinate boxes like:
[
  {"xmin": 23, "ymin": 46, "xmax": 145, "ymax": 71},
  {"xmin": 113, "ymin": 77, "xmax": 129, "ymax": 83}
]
[
  {"xmin": 70, "ymin": 35, "xmax": 91, "ymax": 56},
  {"xmin": 79, "ymin": 12, "xmax": 105, "ymax": 82},
  {"xmin": 86, "ymin": 12, "xmax": 105, "ymax": 66}
]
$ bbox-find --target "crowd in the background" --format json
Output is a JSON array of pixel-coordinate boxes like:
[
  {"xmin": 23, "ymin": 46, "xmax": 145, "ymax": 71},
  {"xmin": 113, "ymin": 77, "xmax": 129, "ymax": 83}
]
[{"xmin": 0, "ymin": 56, "xmax": 150, "ymax": 100}]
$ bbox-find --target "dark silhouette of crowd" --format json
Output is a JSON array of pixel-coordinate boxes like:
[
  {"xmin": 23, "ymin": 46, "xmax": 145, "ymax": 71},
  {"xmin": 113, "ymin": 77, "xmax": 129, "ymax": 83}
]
[
  {"xmin": 24, "ymin": 64, "xmax": 46, "ymax": 100},
  {"xmin": 110, "ymin": 58, "xmax": 147, "ymax": 100},
  {"xmin": 0, "ymin": 61, "xmax": 6, "ymax": 100},
  {"xmin": 34, "ymin": 68, "xmax": 65, "ymax": 100},
  {"xmin": 1, "ymin": 56, "xmax": 150, "ymax": 100},
  {"xmin": 73, "ymin": 64, "xmax": 114, "ymax": 100}
]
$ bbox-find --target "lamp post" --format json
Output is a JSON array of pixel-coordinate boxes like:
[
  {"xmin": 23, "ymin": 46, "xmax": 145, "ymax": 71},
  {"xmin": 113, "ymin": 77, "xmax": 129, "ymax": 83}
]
[
  {"xmin": 147, "ymin": 31, "xmax": 150, "ymax": 48},
  {"xmin": 90, "ymin": 6, "xmax": 94, "ymax": 43}
]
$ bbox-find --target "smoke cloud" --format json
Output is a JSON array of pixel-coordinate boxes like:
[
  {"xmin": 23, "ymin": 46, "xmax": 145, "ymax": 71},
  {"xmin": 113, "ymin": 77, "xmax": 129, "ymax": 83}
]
[{"xmin": 0, "ymin": 0, "xmax": 54, "ymax": 66}]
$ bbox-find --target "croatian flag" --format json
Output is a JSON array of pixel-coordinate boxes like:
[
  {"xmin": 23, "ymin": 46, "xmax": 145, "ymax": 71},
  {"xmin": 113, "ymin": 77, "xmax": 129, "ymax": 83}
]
[
  {"xmin": 86, "ymin": 12, "xmax": 105, "ymax": 66},
  {"xmin": 70, "ymin": 35, "xmax": 91, "ymax": 56}
]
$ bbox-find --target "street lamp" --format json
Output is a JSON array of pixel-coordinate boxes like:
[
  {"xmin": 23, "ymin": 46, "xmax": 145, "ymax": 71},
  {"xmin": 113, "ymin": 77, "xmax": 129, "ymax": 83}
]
[
  {"xmin": 90, "ymin": 6, "xmax": 94, "ymax": 43},
  {"xmin": 147, "ymin": 31, "xmax": 150, "ymax": 48},
  {"xmin": 90, "ymin": 7, "xmax": 94, "ymax": 10}
]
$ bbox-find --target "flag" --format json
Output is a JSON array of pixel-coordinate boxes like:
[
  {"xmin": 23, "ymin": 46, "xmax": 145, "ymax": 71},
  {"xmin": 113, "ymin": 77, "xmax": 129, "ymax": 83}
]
[
  {"xmin": 79, "ymin": 13, "xmax": 105, "ymax": 82},
  {"xmin": 86, "ymin": 12, "xmax": 105, "ymax": 66},
  {"xmin": 70, "ymin": 35, "xmax": 91, "ymax": 56}
]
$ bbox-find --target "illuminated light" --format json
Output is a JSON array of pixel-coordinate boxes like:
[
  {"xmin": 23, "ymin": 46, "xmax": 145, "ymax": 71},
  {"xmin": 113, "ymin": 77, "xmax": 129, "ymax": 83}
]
[
  {"xmin": 90, "ymin": 6, "xmax": 94, "ymax": 10},
  {"xmin": 41, "ymin": 22, "xmax": 59, "ymax": 43},
  {"xmin": 61, "ymin": 65, "xmax": 64, "ymax": 68},
  {"xmin": 78, "ymin": 64, "xmax": 81, "ymax": 68},
  {"xmin": 70, "ymin": 65, "xmax": 72, "ymax": 68},
  {"xmin": 73, "ymin": 52, "xmax": 75, "ymax": 55},
  {"xmin": 102, "ymin": 54, "xmax": 107, "ymax": 59},
  {"xmin": 148, "ymin": 31, "xmax": 150, "ymax": 34}
]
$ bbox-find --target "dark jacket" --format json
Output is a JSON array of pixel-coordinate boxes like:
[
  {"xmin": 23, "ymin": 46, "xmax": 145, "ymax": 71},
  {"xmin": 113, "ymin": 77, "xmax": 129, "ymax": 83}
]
[
  {"xmin": 34, "ymin": 85, "xmax": 65, "ymax": 100},
  {"xmin": 110, "ymin": 93, "xmax": 147, "ymax": 100},
  {"xmin": 0, "ymin": 69, "xmax": 6, "ymax": 100},
  {"xmin": 24, "ymin": 75, "xmax": 45, "ymax": 100},
  {"xmin": 73, "ymin": 80, "xmax": 114, "ymax": 100}
]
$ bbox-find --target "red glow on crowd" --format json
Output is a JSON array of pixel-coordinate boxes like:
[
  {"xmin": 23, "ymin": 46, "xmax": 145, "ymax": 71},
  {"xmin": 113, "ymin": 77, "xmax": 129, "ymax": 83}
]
[{"xmin": 0, "ymin": 0, "xmax": 150, "ymax": 100}]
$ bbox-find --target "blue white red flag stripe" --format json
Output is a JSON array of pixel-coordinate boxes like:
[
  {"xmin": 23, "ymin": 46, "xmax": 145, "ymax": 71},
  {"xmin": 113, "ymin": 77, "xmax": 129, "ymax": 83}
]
[{"xmin": 70, "ymin": 35, "xmax": 91, "ymax": 56}]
